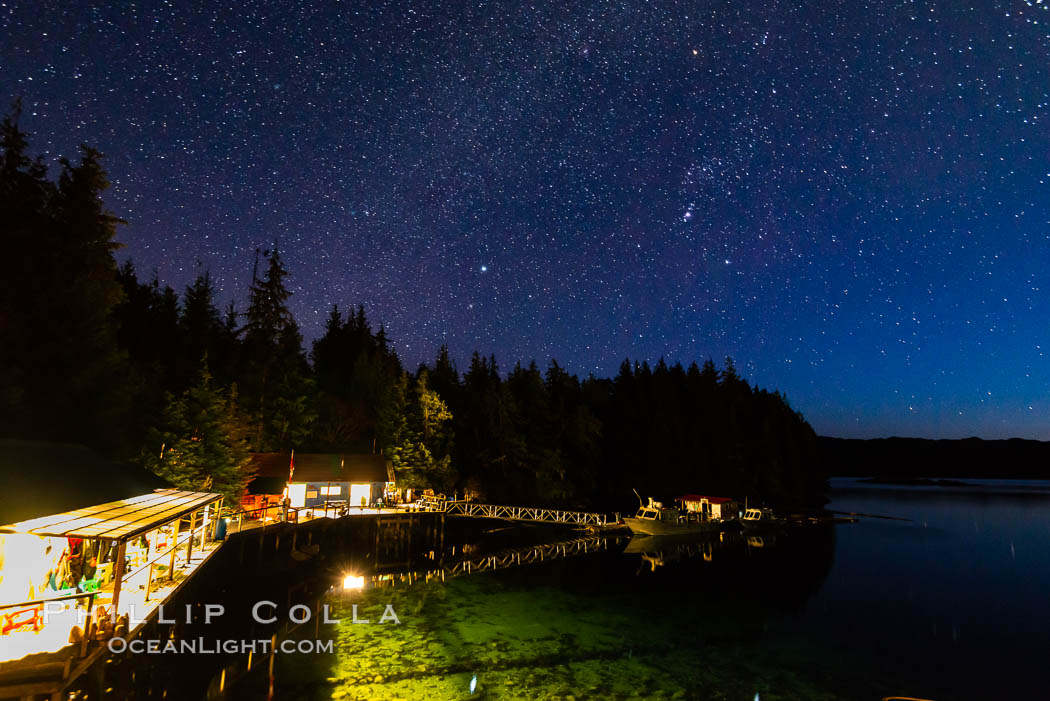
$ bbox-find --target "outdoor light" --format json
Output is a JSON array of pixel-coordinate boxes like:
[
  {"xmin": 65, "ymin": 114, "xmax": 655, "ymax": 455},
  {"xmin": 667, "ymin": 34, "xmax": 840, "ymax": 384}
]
[{"xmin": 343, "ymin": 574, "xmax": 364, "ymax": 590}]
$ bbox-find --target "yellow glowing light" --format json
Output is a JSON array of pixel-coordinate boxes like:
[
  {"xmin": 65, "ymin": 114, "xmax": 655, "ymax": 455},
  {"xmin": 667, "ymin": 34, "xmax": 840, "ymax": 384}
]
[{"xmin": 343, "ymin": 574, "xmax": 364, "ymax": 590}]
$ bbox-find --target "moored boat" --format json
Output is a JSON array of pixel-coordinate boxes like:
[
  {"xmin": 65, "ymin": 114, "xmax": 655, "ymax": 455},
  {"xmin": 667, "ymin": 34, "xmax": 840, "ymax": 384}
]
[
  {"xmin": 740, "ymin": 507, "xmax": 785, "ymax": 529},
  {"xmin": 624, "ymin": 497, "xmax": 734, "ymax": 536}
]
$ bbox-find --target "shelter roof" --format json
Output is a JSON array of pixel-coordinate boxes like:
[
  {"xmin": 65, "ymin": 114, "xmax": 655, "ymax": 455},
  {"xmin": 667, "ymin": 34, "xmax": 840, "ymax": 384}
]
[
  {"xmin": 0, "ymin": 489, "xmax": 220, "ymax": 541},
  {"xmin": 249, "ymin": 453, "xmax": 393, "ymax": 484}
]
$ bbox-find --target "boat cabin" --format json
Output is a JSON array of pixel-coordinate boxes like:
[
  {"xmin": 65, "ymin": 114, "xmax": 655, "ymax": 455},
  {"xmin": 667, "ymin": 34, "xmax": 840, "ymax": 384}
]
[
  {"xmin": 743, "ymin": 508, "xmax": 776, "ymax": 522},
  {"xmin": 634, "ymin": 499, "xmax": 705, "ymax": 525}
]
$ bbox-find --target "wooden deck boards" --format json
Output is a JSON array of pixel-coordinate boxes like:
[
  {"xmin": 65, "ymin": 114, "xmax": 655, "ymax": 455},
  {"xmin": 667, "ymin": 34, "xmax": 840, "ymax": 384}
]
[{"xmin": 0, "ymin": 489, "xmax": 220, "ymax": 540}]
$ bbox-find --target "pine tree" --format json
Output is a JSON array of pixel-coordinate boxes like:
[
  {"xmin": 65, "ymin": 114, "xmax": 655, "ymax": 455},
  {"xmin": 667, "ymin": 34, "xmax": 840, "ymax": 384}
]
[
  {"xmin": 416, "ymin": 369, "xmax": 453, "ymax": 460},
  {"xmin": 0, "ymin": 101, "xmax": 50, "ymax": 422},
  {"xmin": 0, "ymin": 104, "xmax": 130, "ymax": 448},
  {"xmin": 180, "ymin": 270, "xmax": 222, "ymax": 382},
  {"xmin": 268, "ymin": 321, "xmax": 318, "ymax": 451},
  {"xmin": 144, "ymin": 359, "xmax": 254, "ymax": 505},
  {"xmin": 381, "ymin": 371, "xmax": 455, "ymax": 492},
  {"xmin": 238, "ymin": 246, "xmax": 314, "ymax": 450}
]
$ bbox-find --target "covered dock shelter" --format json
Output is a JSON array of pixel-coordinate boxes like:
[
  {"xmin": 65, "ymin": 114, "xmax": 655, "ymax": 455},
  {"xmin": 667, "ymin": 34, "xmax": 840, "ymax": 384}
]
[{"xmin": 0, "ymin": 489, "xmax": 223, "ymax": 671}]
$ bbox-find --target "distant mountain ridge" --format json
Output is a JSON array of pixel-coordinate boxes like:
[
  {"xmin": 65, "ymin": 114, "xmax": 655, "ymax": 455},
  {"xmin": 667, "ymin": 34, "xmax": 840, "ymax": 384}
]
[{"xmin": 819, "ymin": 436, "xmax": 1050, "ymax": 479}]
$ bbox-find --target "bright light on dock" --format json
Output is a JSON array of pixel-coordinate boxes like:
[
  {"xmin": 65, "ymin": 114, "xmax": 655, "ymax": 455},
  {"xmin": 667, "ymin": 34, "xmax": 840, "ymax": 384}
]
[{"xmin": 343, "ymin": 574, "xmax": 364, "ymax": 590}]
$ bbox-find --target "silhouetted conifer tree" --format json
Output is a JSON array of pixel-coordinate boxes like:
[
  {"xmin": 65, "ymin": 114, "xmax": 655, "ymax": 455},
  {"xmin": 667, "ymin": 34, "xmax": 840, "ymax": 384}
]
[
  {"xmin": 143, "ymin": 359, "xmax": 254, "ymax": 505},
  {"xmin": 0, "ymin": 102, "xmax": 130, "ymax": 449}
]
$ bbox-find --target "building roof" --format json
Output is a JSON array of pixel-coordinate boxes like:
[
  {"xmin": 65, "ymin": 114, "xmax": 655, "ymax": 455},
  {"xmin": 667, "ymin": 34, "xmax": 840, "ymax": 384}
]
[
  {"xmin": 0, "ymin": 439, "xmax": 171, "ymax": 525},
  {"xmin": 0, "ymin": 489, "xmax": 221, "ymax": 541},
  {"xmin": 677, "ymin": 494, "xmax": 736, "ymax": 504},
  {"xmin": 246, "ymin": 476, "xmax": 288, "ymax": 496},
  {"xmin": 249, "ymin": 453, "xmax": 393, "ymax": 488}
]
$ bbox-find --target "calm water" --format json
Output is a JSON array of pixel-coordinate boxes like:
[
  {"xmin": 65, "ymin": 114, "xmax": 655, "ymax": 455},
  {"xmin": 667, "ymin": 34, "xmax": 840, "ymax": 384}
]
[
  {"xmin": 274, "ymin": 480, "xmax": 1050, "ymax": 701},
  {"xmin": 87, "ymin": 480, "xmax": 1050, "ymax": 700}
]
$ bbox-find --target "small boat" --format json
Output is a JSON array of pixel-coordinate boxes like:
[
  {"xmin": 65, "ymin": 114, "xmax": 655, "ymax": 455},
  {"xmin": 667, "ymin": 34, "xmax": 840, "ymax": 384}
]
[
  {"xmin": 624, "ymin": 497, "xmax": 725, "ymax": 536},
  {"xmin": 740, "ymin": 507, "xmax": 785, "ymax": 529}
]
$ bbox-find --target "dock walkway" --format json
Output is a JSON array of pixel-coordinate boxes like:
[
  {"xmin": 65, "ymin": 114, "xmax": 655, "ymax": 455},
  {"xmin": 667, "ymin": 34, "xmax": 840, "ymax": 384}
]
[{"xmin": 418, "ymin": 497, "xmax": 609, "ymax": 526}]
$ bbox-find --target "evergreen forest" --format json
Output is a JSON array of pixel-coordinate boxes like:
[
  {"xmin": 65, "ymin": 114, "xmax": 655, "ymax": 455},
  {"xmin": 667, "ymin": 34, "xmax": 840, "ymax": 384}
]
[{"xmin": 0, "ymin": 104, "xmax": 825, "ymax": 512}]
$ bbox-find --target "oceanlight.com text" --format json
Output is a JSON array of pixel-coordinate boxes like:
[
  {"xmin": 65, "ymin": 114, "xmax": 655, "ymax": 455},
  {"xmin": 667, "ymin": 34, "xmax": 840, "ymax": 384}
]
[{"xmin": 107, "ymin": 637, "xmax": 334, "ymax": 655}]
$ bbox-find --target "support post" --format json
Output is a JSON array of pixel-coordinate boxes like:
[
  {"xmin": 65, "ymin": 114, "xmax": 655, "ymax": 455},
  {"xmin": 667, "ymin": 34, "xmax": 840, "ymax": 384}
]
[
  {"xmin": 111, "ymin": 540, "xmax": 127, "ymax": 623},
  {"xmin": 142, "ymin": 527, "xmax": 159, "ymax": 595},
  {"xmin": 145, "ymin": 563, "xmax": 155, "ymax": 602},
  {"xmin": 186, "ymin": 511, "xmax": 198, "ymax": 563},
  {"xmin": 201, "ymin": 502, "xmax": 211, "ymax": 545},
  {"xmin": 168, "ymin": 518, "xmax": 181, "ymax": 581},
  {"xmin": 216, "ymin": 496, "xmax": 224, "ymax": 538},
  {"xmin": 80, "ymin": 592, "xmax": 96, "ymax": 657}
]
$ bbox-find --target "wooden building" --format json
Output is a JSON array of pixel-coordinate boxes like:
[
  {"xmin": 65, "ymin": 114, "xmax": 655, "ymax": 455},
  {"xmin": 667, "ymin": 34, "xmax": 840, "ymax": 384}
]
[
  {"xmin": 675, "ymin": 495, "xmax": 739, "ymax": 521},
  {"xmin": 247, "ymin": 453, "xmax": 395, "ymax": 510}
]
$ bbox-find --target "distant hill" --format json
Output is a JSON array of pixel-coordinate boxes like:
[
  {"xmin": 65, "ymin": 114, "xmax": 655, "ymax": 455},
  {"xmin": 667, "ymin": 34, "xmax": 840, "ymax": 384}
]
[{"xmin": 818, "ymin": 436, "xmax": 1050, "ymax": 479}]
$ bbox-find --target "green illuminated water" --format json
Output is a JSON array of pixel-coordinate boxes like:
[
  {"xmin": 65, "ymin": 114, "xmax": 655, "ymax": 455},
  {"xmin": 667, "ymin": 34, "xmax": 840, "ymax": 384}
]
[{"xmin": 270, "ymin": 526, "xmax": 866, "ymax": 701}]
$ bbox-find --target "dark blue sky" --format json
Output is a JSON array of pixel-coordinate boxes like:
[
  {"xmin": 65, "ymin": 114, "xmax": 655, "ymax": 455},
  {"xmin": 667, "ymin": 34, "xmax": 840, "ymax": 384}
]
[{"xmin": 3, "ymin": 1, "xmax": 1048, "ymax": 439}]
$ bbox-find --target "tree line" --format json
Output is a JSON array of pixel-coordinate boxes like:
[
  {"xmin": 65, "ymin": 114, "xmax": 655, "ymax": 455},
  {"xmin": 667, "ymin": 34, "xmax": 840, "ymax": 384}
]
[{"xmin": 0, "ymin": 104, "xmax": 824, "ymax": 511}]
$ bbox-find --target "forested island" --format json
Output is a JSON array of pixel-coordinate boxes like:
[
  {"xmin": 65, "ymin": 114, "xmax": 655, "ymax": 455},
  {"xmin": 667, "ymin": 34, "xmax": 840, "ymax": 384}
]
[{"xmin": 0, "ymin": 105, "xmax": 824, "ymax": 513}]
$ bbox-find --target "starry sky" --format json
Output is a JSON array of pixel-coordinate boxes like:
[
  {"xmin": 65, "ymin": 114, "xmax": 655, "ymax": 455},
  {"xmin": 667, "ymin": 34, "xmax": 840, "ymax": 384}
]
[{"xmin": 2, "ymin": 0, "xmax": 1048, "ymax": 440}]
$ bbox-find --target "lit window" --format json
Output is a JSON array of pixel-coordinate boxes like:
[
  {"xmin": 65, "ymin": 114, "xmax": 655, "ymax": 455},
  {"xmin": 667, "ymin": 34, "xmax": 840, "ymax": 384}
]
[{"xmin": 350, "ymin": 484, "xmax": 371, "ymax": 505}]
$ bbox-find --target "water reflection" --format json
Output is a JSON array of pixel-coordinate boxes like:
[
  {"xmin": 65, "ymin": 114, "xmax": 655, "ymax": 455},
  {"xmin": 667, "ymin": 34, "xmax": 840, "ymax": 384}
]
[{"xmin": 260, "ymin": 524, "xmax": 838, "ymax": 700}]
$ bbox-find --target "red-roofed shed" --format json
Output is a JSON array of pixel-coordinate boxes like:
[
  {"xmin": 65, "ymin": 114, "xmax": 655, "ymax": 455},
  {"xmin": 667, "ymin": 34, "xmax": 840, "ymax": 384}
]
[{"xmin": 676, "ymin": 495, "xmax": 739, "ymax": 520}]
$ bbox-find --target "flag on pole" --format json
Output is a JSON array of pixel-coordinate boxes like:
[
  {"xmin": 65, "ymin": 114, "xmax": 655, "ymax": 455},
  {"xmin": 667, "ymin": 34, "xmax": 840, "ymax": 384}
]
[{"xmin": 288, "ymin": 449, "xmax": 295, "ymax": 484}]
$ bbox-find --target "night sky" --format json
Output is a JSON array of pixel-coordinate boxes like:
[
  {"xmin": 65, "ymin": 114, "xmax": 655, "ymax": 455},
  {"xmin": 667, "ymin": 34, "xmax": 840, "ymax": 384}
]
[{"xmin": 2, "ymin": 1, "xmax": 1048, "ymax": 440}]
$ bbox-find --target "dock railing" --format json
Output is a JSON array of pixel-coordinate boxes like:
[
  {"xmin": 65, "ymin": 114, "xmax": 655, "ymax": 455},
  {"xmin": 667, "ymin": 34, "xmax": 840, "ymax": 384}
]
[
  {"xmin": 224, "ymin": 503, "xmax": 306, "ymax": 533},
  {"xmin": 417, "ymin": 497, "xmax": 608, "ymax": 526},
  {"xmin": 0, "ymin": 591, "xmax": 97, "ymax": 658}
]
